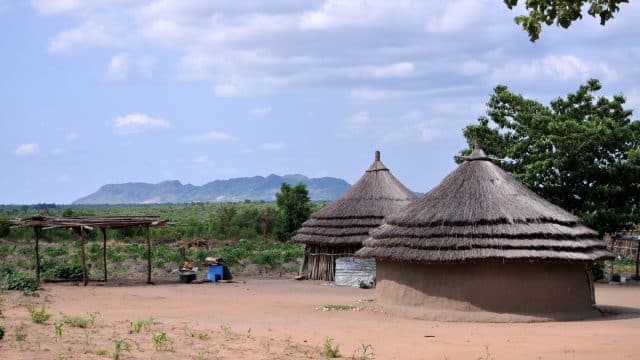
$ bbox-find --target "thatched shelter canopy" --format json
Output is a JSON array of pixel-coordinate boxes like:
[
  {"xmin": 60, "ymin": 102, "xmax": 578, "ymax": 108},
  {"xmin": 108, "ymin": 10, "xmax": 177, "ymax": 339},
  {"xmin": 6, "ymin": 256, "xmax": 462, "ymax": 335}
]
[
  {"xmin": 10, "ymin": 215, "xmax": 168, "ymax": 286},
  {"xmin": 293, "ymin": 151, "xmax": 414, "ymax": 246},
  {"xmin": 357, "ymin": 145, "xmax": 613, "ymax": 263}
]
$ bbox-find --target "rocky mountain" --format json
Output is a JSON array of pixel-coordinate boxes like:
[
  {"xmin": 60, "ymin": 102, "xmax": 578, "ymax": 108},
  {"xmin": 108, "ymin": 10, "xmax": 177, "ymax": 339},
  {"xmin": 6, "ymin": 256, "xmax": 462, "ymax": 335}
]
[{"xmin": 72, "ymin": 175, "xmax": 351, "ymax": 204}]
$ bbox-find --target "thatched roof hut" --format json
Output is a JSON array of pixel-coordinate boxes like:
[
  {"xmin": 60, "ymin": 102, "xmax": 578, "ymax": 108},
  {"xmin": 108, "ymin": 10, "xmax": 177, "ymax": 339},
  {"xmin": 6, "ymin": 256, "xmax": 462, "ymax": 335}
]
[
  {"xmin": 356, "ymin": 144, "xmax": 612, "ymax": 320},
  {"xmin": 293, "ymin": 151, "xmax": 414, "ymax": 281}
]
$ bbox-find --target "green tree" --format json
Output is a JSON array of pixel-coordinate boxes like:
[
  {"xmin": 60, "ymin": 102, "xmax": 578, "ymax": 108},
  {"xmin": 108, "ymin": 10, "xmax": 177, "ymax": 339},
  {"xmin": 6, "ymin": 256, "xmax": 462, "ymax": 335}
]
[
  {"xmin": 503, "ymin": 0, "xmax": 628, "ymax": 41},
  {"xmin": 275, "ymin": 183, "xmax": 311, "ymax": 242},
  {"xmin": 459, "ymin": 79, "xmax": 640, "ymax": 235}
]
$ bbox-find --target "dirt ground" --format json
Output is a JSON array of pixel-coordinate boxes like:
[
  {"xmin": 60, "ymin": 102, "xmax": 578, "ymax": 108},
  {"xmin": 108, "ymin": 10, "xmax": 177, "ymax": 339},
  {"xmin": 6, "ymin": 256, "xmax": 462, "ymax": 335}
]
[{"xmin": 0, "ymin": 277, "xmax": 639, "ymax": 360}]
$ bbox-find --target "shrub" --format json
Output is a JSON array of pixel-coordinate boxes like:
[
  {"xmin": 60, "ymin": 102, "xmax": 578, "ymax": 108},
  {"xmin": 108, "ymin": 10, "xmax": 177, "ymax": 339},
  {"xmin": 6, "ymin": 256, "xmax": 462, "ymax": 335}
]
[
  {"xmin": 592, "ymin": 261, "xmax": 605, "ymax": 281},
  {"xmin": 2, "ymin": 272, "xmax": 38, "ymax": 292},
  {"xmin": 43, "ymin": 264, "xmax": 83, "ymax": 281},
  {"xmin": 0, "ymin": 325, "xmax": 4, "ymax": 340}
]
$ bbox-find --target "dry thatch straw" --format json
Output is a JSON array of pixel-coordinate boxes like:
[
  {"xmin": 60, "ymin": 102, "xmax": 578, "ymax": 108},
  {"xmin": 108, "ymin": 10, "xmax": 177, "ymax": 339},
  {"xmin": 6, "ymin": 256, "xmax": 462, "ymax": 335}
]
[
  {"xmin": 356, "ymin": 145, "xmax": 613, "ymax": 263},
  {"xmin": 293, "ymin": 151, "xmax": 415, "ymax": 247}
]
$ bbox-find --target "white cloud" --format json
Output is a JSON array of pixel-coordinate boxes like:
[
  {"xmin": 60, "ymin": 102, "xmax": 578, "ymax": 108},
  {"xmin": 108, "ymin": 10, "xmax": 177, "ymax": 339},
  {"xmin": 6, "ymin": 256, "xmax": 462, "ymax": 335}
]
[
  {"xmin": 58, "ymin": 174, "xmax": 72, "ymax": 183},
  {"xmin": 107, "ymin": 53, "xmax": 156, "ymax": 81},
  {"xmin": 213, "ymin": 84, "xmax": 239, "ymax": 97},
  {"xmin": 491, "ymin": 55, "xmax": 591, "ymax": 83},
  {"xmin": 51, "ymin": 147, "xmax": 64, "ymax": 156},
  {"xmin": 65, "ymin": 131, "xmax": 78, "ymax": 141},
  {"xmin": 49, "ymin": 21, "xmax": 118, "ymax": 52},
  {"xmin": 193, "ymin": 155, "xmax": 209, "ymax": 164},
  {"xmin": 112, "ymin": 113, "xmax": 169, "ymax": 134},
  {"xmin": 261, "ymin": 142, "xmax": 285, "ymax": 150},
  {"xmin": 426, "ymin": 0, "xmax": 482, "ymax": 33},
  {"xmin": 185, "ymin": 131, "xmax": 233, "ymax": 142},
  {"xmin": 249, "ymin": 107, "xmax": 272, "ymax": 116},
  {"xmin": 14, "ymin": 143, "xmax": 39, "ymax": 156}
]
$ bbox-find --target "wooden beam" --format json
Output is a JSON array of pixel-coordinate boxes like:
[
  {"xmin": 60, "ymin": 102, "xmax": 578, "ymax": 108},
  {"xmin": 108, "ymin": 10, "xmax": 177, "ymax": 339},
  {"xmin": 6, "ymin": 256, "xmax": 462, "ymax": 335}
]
[
  {"xmin": 34, "ymin": 227, "xmax": 41, "ymax": 284},
  {"xmin": 101, "ymin": 227, "xmax": 108, "ymax": 282},
  {"xmin": 80, "ymin": 226, "xmax": 88, "ymax": 286},
  {"xmin": 146, "ymin": 225, "xmax": 152, "ymax": 284}
]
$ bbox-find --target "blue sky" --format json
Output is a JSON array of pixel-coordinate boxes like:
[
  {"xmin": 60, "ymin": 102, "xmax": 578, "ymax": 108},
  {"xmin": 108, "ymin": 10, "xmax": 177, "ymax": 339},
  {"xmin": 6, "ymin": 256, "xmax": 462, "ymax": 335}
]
[{"xmin": 1, "ymin": 0, "xmax": 639, "ymax": 204}]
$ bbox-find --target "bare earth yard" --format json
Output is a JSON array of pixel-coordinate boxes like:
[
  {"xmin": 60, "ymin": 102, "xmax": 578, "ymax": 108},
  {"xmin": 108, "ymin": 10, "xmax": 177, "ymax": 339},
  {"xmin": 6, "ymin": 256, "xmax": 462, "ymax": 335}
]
[{"xmin": 1, "ymin": 278, "xmax": 638, "ymax": 359}]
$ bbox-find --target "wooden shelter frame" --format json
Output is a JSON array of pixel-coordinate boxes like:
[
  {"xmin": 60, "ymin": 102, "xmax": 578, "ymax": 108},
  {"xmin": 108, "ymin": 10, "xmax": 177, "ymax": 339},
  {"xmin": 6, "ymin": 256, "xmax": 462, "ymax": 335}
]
[{"xmin": 9, "ymin": 216, "xmax": 168, "ymax": 286}]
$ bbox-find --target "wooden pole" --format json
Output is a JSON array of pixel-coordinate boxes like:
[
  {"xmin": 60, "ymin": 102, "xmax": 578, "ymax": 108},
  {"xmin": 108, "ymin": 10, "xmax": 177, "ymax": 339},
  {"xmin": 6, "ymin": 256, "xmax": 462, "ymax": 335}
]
[
  {"xmin": 146, "ymin": 225, "xmax": 152, "ymax": 284},
  {"xmin": 34, "ymin": 227, "xmax": 41, "ymax": 284},
  {"xmin": 634, "ymin": 242, "xmax": 640, "ymax": 280},
  {"xmin": 80, "ymin": 226, "xmax": 88, "ymax": 286},
  {"xmin": 101, "ymin": 227, "xmax": 108, "ymax": 282}
]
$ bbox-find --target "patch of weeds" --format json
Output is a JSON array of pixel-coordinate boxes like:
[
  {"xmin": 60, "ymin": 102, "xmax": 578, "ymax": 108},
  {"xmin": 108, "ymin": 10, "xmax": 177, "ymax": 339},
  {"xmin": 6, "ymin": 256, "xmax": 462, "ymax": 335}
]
[
  {"xmin": 111, "ymin": 337, "xmax": 132, "ymax": 360},
  {"xmin": 196, "ymin": 351, "xmax": 207, "ymax": 360},
  {"xmin": 197, "ymin": 332, "xmax": 210, "ymax": 341},
  {"xmin": 28, "ymin": 304, "xmax": 51, "ymax": 324},
  {"xmin": 129, "ymin": 317, "xmax": 156, "ymax": 333},
  {"xmin": 2, "ymin": 272, "xmax": 38, "ymax": 292},
  {"xmin": 320, "ymin": 304, "xmax": 356, "ymax": 311},
  {"xmin": 152, "ymin": 331, "xmax": 173, "ymax": 351},
  {"xmin": 0, "ymin": 324, "xmax": 4, "ymax": 340},
  {"xmin": 358, "ymin": 280, "xmax": 373, "ymax": 289},
  {"xmin": 219, "ymin": 323, "xmax": 231, "ymax": 337},
  {"xmin": 54, "ymin": 321, "xmax": 64, "ymax": 341},
  {"xmin": 63, "ymin": 311, "xmax": 99, "ymax": 328},
  {"xmin": 352, "ymin": 344, "xmax": 375, "ymax": 359},
  {"xmin": 321, "ymin": 337, "xmax": 341, "ymax": 358}
]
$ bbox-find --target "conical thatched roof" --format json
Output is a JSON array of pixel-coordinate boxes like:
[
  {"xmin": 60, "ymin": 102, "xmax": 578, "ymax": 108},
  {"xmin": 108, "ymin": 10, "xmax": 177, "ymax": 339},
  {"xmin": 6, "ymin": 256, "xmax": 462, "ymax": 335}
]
[
  {"xmin": 292, "ymin": 151, "xmax": 415, "ymax": 246},
  {"xmin": 356, "ymin": 145, "xmax": 613, "ymax": 263}
]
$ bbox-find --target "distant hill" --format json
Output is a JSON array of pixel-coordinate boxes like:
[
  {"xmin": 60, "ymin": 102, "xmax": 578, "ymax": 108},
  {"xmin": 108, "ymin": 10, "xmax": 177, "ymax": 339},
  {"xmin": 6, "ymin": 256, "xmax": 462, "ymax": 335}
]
[{"xmin": 73, "ymin": 175, "xmax": 351, "ymax": 204}]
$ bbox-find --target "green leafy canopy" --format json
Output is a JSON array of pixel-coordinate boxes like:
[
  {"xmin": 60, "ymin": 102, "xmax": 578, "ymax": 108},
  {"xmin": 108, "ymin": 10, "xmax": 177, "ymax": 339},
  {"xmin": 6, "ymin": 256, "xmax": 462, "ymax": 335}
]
[
  {"xmin": 459, "ymin": 78, "xmax": 640, "ymax": 235},
  {"xmin": 275, "ymin": 183, "xmax": 312, "ymax": 241},
  {"xmin": 503, "ymin": 0, "xmax": 628, "ymax": 41}
]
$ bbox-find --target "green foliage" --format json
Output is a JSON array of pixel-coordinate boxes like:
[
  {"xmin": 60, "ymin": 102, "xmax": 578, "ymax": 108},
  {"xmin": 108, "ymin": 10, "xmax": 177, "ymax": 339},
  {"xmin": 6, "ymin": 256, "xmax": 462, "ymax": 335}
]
[
  {"xmin": 275, "ymin": 183, "xmax": 311, "ymax": 241},
  {"xmin": 63, "ymin": 311, "xmax": 99, "ymax": 328},
  {"xmin": 358, "ymin": 280, "xmax": 373, "ymax": 289},
  {"xmin": 219, "ymin": 323, "xmax": 231, "ymax": 337},
  {"xmin": 54, "ymin": 321, "xmax": 64, "ymax": 340},
  {"xmin": 503, "ymin": 0, "xmax": 628, "ymax": 41},
  {"xmin": 592, "ymin": 261, "xmax": 605, "ymax": 281},
  {"xmin": 460, "ymin": 79, "xmax": 640, "ymax": 236},
  {"xmin": 321, "ymin": 304, "xmax": 355, "ymax": 311},
  {"xmin": 2, "ymin": 271, "xmax": 38, "ymax": 292},
  {"xmin": 152, "ymin": 331, "xmax": 173, "ymax": 351},
  {"xmin": 0, "ymin": 219, "xmax": 10, "ymax": 238},
  {"xmin": 28, "ymin": 305, "xmax": 51, "ymax": 324},
  {"xmin": 129, "ymin": 317, "xmax": 157, "ymax": 333},
  {"xmin": 42, "ymin": 263, "xmax": 83, "ymax": 281},
  {"xmin": 0, "ymin": 325, "xmax": 4, "ymax": 340},
  {"xmin": 321, "ymin": 337, "xmax": 341, "ymax": 358},
  {"xmin": 197, "ymin": 332, "xmax": 210, "ymax": 341},
  {"xmin": 111, "ymin": 337, "xmax": 132, "ymax": 360}
]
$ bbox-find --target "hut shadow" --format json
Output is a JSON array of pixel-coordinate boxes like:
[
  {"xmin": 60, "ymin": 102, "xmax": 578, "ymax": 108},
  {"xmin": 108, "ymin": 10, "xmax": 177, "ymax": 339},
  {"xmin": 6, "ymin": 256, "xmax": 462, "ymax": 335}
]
[{"xmin": 591, "ymin": 305, "xmax": 640, "ymax": 321}]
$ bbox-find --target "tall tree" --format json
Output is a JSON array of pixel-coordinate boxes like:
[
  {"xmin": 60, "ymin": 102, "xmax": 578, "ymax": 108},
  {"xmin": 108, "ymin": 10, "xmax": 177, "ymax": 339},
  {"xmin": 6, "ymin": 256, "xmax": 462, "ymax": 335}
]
[
  {"xmin": 459, "ymin": 79, "xmax": 640, "ymax": 235},
  {"xmin": 275, "ymin": 183, "xmax": 311, "ymax": 241},
  {"xmin": 503, "ymin": 0, "xmax": 628, "ymax": 41}
]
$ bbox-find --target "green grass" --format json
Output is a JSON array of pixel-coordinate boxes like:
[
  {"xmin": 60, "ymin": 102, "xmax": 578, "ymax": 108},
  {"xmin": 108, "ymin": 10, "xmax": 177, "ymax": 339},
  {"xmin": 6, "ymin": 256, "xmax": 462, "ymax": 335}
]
[
  {"xmin": 129, "ymin": 317, "xmax": 157, "ymax": 334},
  {"xmin": 152, "ymin": 331, "xmax": 173, "ymax": 351},
  {"xmin": 321, "ymin": 304, "xmax": 356, "ymax": 311},
  {"xmin": 63, "ymin": 311, "xmax": 99, "ymax": 328},
  {"xmin": 321, "ymin": 337, "xmax": 340, "ymax": 358}
]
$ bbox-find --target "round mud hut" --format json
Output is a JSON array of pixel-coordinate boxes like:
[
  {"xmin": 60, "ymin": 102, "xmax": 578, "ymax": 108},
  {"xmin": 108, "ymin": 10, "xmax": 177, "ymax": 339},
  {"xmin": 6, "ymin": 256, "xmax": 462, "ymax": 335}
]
[
  {"xmin": 293, "ymin": 151, "xmax": 414, "ymax": 281},
  {"xmin": 356, "ymin": 144, "xmax": 613, "ymax": 321}
]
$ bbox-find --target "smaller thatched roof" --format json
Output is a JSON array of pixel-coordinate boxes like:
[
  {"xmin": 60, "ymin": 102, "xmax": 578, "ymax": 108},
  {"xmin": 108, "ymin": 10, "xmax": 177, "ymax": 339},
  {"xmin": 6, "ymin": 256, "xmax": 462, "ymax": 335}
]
[
  {"xmin": 293, "ymin": 151, "xmax": 414, "ymax": 246},
  {"xmin": 356, "ymin": 144, "xmax": 613, "ymax": 263}
]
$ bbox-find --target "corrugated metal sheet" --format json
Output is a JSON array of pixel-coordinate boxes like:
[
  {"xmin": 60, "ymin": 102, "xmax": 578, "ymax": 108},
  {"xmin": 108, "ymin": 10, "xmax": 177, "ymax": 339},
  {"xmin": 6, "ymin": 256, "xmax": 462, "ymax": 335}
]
[{"xmin": 335, "ymin": 257, "xmax": 376, "ymax": 287}]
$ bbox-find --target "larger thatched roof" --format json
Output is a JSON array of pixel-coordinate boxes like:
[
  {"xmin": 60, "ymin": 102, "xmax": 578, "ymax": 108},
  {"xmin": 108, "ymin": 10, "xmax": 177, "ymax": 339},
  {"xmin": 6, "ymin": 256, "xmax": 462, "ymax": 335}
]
[
  {"xmin": 356, "ymin": 145, "xmax": 613, "ymax": 263},
  {"xmin": 293, "ymin": 151, "xmax": 414, "ymax": 246}
]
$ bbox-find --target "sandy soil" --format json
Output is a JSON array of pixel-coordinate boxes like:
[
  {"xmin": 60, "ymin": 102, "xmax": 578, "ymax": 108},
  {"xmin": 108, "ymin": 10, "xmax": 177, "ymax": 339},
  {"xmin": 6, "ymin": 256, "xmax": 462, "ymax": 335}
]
[{"xmin": 0, "ymin": 278, "xmax": 639, "ymax": 359}]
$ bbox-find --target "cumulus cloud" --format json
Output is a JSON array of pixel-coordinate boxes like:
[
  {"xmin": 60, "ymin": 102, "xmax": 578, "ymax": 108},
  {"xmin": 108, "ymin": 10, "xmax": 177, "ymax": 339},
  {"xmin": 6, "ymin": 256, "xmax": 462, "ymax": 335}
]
[
  {"xmin": 14, "ymin": 143, "xmax": 39, "ymax": 156},
  {"xmin": 185, "ymin": 131, "xmax": 233, "ymax": 142},
  {"xmin": 261, "ymin": 142, "xmax": 285, "ymax": 150},
  {"xmin": 106, "ymin": 53, "xmax": 156, "ymax": 81},
  {"xmin": 112, "ymin": 113, "xmax": 169, "ymax": 134}
]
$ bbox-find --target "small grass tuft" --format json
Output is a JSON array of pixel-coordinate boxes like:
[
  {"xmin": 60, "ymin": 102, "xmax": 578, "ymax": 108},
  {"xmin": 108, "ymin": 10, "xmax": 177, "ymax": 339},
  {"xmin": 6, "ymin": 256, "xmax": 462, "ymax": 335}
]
[
  {"xmin": 321, "ymin": 337, "xmax": 341, "ymax": 358},
  {"xmin": 352, "ymin": 344, "xmax": 375, "ymax": 359},
  {"xmin": 152, "ymin": 331, "xmax": 173, "ymax": 351},
  {"xmin": 129, "ymin": 317, "xmax": 156, "ymax": 334},
  {"xmin": 220, "ymin": 323, "xmax": 231, "ymax": 337},
  {"xmin": 111, "ymin": 337, "xmax": 132, "ymax": 360},
  {"xmin": 197, "ymin": 332, "xmax": 211, "ymax": 341},
  {"xmin": 320, "ymin": 304, "xmax": 355, "ymax": 311}
]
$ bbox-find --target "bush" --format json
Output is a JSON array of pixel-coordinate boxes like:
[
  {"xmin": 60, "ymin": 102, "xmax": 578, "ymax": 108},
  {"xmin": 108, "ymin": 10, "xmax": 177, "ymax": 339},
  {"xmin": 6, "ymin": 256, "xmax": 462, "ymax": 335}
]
[
  {"xmin": 592, "ymin": 261, "xmax": 605, "ymax": 281},
  {"xmin": 2, "ymin": 272, "xmax": 38, "ymax": 292},
  {"xmin": 43, "ymin": 264, "xmax": 83, "ymax": 281},
  {"xmin": 0, "ymin": 325, "xmax": 4, "ymax": 340}
]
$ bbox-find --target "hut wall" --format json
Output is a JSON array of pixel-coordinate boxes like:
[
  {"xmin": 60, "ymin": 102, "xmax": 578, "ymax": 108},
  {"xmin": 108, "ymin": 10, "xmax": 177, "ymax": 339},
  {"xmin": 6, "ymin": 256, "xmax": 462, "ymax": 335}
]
[
  {"xmin": 303, "ymin": 245, "xmax": 360, "ymax": 281},
  {"xmin": 376, "ymin": 261, "xmax": 596, "ymax": 320},
  {"xmin": 335, "ymin": 257, "xmax": 376, "ymax": 287}
]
